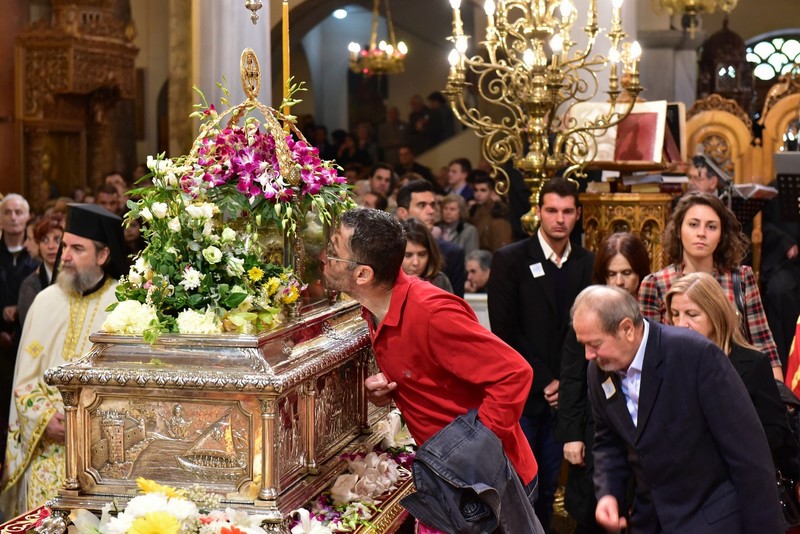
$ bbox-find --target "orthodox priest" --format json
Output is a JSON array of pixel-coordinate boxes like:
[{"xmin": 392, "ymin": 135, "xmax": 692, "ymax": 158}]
[{"xmin": 0, "ymin": 204, "xmax": 126, "ymax": 517}]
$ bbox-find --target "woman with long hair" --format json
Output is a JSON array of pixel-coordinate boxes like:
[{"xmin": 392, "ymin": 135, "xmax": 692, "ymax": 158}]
[
  {"xmin": 556, "ymin": 232, "xmax": 651, "ymax": 533},
  {"xmin": 638, "ymin": 192, "xmax": 782, "ymax": 379},
  {"xmin": 665, "ymin": 272, "xmax": 790, "ymax": 461},
  {"xmin": 399, "ymin": 218, "xmax": 454, "ymax": 294},
  {"xmin": 17, "ymin": 214, "xmax": 64, "ymax": 328}
]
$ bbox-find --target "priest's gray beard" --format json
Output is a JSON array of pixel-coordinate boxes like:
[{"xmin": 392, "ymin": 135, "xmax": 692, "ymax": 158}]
[{"xmin": 57, "ymin": 266, "xmax": 104, "ymax": 295}]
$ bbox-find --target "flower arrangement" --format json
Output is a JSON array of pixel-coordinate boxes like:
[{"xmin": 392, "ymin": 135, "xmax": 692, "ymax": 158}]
[
  {"xmin": 66, "ymin": 478, "xmax": 270, "ymax": 534},
  {"xmin": 289, "ymin": 410, "xmax": 416, "ymax": 533},
  {"xmin": 103, "ymin": 83, "xmax": 354, "ymax": 341}
]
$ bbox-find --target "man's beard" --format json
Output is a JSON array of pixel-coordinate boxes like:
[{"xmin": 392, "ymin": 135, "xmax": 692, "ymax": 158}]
[{"xmin": 57, "ymin": 265, "xmax": 104, "ymax": 295}]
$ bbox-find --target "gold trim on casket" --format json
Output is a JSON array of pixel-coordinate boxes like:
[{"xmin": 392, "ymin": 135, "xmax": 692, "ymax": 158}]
[{"xmin": 43, "ymin": 300, "xmax": 389, "ymax": 521}]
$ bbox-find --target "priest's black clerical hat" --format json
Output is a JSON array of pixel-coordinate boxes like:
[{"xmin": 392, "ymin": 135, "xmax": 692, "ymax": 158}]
[{"xmin": 65, "ymin": 203, "xmax": 127, "ymax": 278}]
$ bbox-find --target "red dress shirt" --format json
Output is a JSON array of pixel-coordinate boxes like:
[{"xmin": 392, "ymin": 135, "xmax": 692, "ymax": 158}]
[{"xmin": 363, "ymin": 270, "xmax": 538, "ymax": 484}]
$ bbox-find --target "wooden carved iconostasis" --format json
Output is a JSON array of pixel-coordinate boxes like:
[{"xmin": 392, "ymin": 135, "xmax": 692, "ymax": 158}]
[{"xmin": 16, "ymin": 0, "xmax": 138, "ymax": 213}]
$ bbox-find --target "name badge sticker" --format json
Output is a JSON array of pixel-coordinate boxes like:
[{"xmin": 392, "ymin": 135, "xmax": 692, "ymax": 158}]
[
  {"xmin": 602, "ymin": 377, "xmax": 616, "ymax": 399},
  {"xmin": 529, "ymin": 262, "xmax": 545, "ymax": 278}
]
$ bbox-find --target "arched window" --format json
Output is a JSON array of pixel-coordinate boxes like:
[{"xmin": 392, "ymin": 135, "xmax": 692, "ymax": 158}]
[{"xmin": 745, "ymin": 31, "xmax": 800, "ymax": 118}]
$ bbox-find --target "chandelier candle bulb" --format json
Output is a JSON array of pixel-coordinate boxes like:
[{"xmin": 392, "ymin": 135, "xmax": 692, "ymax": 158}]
[{"xmin": 444, "ymin": 0, "xmax": 643, "ymax": 232}]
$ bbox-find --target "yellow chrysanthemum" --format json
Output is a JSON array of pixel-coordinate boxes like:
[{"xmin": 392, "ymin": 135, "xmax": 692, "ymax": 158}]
[
  {"xmin": 281, "ymin": 286, "xmax": 300, "ymax": 305},
  {"xmin": 128, "ymin": 511, "xmax": 180, "ymax": 534},
  {"xmin": 265, "ymin": 277, "xmax": 280, "ymax": 297},
  {"xmin": 248, "ymin": 266, "xmax": 264, "ymax": 282},
  {"xmin": 136, "ymin": 477, "xmax": 183, "ymax": 498}
]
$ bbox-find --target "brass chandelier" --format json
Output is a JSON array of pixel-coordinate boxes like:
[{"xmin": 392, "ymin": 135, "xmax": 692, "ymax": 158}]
[
  {"xmin": 348, "ymin": 0, "xmax": 408, "ymax": 76},
  {"xmin": 654, "ymin": 0, "xmax": 738, "ymax": 37},
  {"xmin": 445, "ymin": 0, "xmax": 643, "ymax": 232}
]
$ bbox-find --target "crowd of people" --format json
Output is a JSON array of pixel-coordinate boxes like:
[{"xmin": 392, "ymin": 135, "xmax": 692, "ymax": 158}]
[{"xmin": 1, "ymin": 143, "xmax": 800, "ymax": 533}]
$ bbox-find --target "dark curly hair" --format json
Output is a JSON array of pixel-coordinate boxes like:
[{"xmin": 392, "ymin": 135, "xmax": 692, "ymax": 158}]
[{"xmin": 664, "ymin": 192, "xmax": 749, "ymax": 271}]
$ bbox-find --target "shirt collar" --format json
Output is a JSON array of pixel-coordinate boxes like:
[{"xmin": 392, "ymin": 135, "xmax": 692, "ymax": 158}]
[
  {"xmin": 620, "ymin": 319, "xmax": 650, "ymax": 377},
  {"xmin": 361, "ymin": 269, "xmax": 410, "ymax": 334},
  {"xmin": 537, "ymin": 228, "xmax": 572, "ymax": 267}
]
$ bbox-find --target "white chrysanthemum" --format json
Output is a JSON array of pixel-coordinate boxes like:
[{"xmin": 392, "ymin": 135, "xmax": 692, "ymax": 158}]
[
  {"xmin": 151, "ymin": 202, "xmax": 168, "ymax": 219},
  {"xmin": 166, "ymin": 496, "xmax": 199, "ymax": 524},
  {"xmin": 179, "ymin": 267, "xmax": 204, "ymax": 290},
  {"xmin": 102, "ymin": 300, "xmax": 158, "ymax": 334},
  {"xmin": 104, "ymin": 513, "xmax": 134, "ymax": 534},
  {"xmin": 122, "ymin": 493, "xmax": 170, "ymax": 518},
  {"xmin": 176, "ymin": 309, "xmax": 222, "ymax": 334},
  {"xmin": 168, "ymin": 216, "xmax": 182, "ymax": 232}
]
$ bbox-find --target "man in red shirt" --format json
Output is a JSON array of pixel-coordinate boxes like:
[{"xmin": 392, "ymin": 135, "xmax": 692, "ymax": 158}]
[{"xmin": 322, "ymin": 207, "xmax": 542, "ymax": 530}]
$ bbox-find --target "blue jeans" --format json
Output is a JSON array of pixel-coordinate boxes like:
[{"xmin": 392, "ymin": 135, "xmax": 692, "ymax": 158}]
[{"xmin": 520, "ymin": 411, "xmax": 562, "ymax": 530}]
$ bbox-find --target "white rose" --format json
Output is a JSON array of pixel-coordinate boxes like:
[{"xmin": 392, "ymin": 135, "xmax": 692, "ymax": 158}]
[
  {"xmin": 202, "ymin": 220, "xmax": 214, "ymax": 237},
  {"xmin": 202, "ymin": 246, "xmax": 222, "ymax": 264},
  {"xmin": 167, "ymin": 217, "xmax": 181, "ymax": 232},
  {"xmin": 185, "ymin": 203, "xmax": 214, "ymax": 219},
  {"xmin": 151, "ymin": 202, "xmax": 168, "ymax": 219},
  {"xmin": 221, "ymin": 227, "xmax": 236, "ymax": 242},
  {"xmin": 128, "ymin": 271, "xmax": 142, "ymax": 285}
]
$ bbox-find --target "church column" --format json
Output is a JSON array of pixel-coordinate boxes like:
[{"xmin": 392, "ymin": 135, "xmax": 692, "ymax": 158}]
[{"xmin": 168, "ymin": 0, "xmax": 194, "ymax": 157}]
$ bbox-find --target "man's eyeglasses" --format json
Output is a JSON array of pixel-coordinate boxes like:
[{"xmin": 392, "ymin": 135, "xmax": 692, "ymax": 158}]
[{"xmin": 325, "ymin": 243, "xmax": 370, "ymax": 267}]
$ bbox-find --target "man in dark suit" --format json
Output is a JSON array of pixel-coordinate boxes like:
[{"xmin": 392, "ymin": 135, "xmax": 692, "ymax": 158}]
[
  {"xmin": 396, "ymin": 180, "xmax": 466, "ymax": 297},
  {"xmin": 487, "ymin": 178, "xmax": 594, "ymax": 529},
  {"xmin": 572, "ymin": 285, "xmax": 782, "ymax": 533}
]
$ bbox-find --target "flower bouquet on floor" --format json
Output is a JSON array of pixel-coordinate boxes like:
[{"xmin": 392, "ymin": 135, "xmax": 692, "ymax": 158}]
[{"xmin": 103, "ymin": 55, "xmax": 354, "ymax": 341}]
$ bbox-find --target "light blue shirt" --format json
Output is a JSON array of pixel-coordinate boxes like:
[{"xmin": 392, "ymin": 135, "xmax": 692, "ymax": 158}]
[{"xmin": 617, "ymin": 319, "xmax": 650, "ymax": 427}]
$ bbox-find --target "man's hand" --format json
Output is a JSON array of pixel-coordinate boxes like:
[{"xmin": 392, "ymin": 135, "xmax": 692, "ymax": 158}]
[
  {"xmin": 543, "ymin": 379, "xmax": 559, "ymax": 408},
  {"xmin": 596, "ymin": 495, "xmax": 627, "ymax": 532},
  {"xmin": 365, "ymin": 373, "xmax": 397, "ymax": 407},
  {"xmin": 563, "ymin": 441, "xmax": 585, "ymax": 466},
  {"xmin": 2, "ymin": 305, "xmax": 18, "ymax": 323},
  {"xmin": 45, "ymin": 412, "xmax": 66, "ymax": 442}
]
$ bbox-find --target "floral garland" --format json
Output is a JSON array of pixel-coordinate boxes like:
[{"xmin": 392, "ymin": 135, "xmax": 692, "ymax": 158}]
[{"xmin": 102, "ymin": 85, "xmax": 354, "ymax": 341}]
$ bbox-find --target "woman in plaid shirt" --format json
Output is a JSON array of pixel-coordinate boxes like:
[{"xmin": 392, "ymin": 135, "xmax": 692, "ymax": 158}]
[{"xmin": 638, "ymin": 192, "xmax": 783, "ymax": 380}]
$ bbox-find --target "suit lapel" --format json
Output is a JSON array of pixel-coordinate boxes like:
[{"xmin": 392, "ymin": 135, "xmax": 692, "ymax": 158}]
[
  {"xmin": 635, "ymin": 321, "xmax": 664, "ymax": 442},
  {"xmin": 602, "ymin": 372, "xmax": 638, "ymax": 441},
  {"xmin": 527, "ymin": 237, "xmax": 558, "ymax": 314}
]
